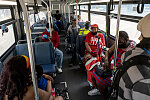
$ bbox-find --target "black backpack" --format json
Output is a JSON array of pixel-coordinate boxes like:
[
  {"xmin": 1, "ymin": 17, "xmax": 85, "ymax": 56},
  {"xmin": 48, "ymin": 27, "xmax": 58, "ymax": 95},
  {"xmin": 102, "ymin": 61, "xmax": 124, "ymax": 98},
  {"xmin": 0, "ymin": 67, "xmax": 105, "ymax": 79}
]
[{"xmin": 109, "ymin": 54, "xmax": 150, "ymax": 100}]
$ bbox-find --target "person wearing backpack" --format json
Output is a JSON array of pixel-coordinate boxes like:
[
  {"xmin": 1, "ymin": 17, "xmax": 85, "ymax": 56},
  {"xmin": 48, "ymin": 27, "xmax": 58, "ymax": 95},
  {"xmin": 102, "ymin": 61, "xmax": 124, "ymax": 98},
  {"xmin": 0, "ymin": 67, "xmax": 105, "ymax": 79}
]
[{"xmin": 117, "ymin": 14, "xmax": 150, "ymax": 100}]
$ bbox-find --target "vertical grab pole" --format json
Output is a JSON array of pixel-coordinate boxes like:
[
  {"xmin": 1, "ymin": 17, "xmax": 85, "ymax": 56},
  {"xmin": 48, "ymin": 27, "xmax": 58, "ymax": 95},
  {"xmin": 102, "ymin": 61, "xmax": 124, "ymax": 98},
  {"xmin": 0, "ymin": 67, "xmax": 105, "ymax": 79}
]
[
  {"xmin": 49, "ymin": 0, "xmax": 53, "ymax": 27},
  {"xmin": 76, "ymin": 3, "xmax": 78, "ymax": 31},
  {"xmin": 19, "ymin": 0, "xmax": 39, "ymax": 100},
  {"xmin": 113, "ymin": 0, "xmax": 122, "ymax": 72},
  {"xmin": 68, "ymin": 4, "xmax": 70, "ymax": 22},
  {"xmin": 41, "ymin": 0, "xmax": 52, "ymax": 38}
]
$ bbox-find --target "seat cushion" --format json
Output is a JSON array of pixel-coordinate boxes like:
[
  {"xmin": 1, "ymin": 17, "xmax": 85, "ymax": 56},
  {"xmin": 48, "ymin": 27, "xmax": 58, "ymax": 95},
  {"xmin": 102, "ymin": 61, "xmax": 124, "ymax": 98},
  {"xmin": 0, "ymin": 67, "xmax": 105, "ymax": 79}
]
[{"xmin": 40, "ymin": 64, "xmax": 56, "ymax": 74}]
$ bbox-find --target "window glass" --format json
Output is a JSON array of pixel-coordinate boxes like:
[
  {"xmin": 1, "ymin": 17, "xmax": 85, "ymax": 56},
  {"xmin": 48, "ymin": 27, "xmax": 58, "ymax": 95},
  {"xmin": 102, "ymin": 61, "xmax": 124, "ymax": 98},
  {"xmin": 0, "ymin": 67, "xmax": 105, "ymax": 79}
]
[
  {"xmin": 91, "ymin": 5, "xmax": 106, "ymax": 12},
  {"xmin": 74, "ymin": 10, "xmax": 79, "ymax": 16},
  {"xmin": 80, "ymin": 5, "xmax": 88, "ymax": 10},
  {"xmin": 111, "ymin": 4, "xmax": 150, "ymax": 17},
  {"xmin": 91, "ymin": 14, "xmax": 106, "ymax": 32},
  {"xmin": 29, "ymin": 14, "xmax": 35, "ymax": 26},
  {"xmin": 0, "ymin": 9, "xmax": 12, "ymax": 22},
  {"xmin": 110, "ymin": 18, "xmax": 140, "ymax": 43},
  {"xmin": 74, "ymin": 5, "xmax": 79, "ymax": 9},
  {"xmin": 0, "ymin": 24, "xmax": 15, "ymax": 56},
  {"xmin": 80, "ymin": 11, "xmax": 88, "ymax": 22}
]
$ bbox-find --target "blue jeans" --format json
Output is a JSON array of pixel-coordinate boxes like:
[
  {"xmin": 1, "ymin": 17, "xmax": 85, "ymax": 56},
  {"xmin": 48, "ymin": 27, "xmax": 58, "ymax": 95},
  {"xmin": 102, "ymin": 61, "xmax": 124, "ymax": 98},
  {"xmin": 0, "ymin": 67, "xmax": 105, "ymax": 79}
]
[{"xmin": 55, "ymin": 48, "xmax": 63, "ymax": 68}]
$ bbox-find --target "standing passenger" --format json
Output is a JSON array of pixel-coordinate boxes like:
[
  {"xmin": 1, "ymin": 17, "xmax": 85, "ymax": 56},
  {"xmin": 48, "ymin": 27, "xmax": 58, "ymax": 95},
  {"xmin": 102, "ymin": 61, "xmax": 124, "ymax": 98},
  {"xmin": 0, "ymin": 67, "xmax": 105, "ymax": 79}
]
[{"xmin": 41, "ymin": 23, "xmax": 63, "ymax": 73}]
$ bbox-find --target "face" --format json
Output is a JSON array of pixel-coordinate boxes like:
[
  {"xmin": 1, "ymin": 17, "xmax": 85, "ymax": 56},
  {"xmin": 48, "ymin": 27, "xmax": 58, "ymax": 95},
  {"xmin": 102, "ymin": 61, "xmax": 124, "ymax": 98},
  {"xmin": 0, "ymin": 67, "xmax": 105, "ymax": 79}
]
[
  {"xmin": 73, "ymin": 21, "xmax": 76, "ymax": 25},
  {"xmin": 91, "ymin": 27, "xmax": 98, "ymax": 33},
  {"xmin": 118, "ymin": 37, "xmax": 128, "ymax": 48}
]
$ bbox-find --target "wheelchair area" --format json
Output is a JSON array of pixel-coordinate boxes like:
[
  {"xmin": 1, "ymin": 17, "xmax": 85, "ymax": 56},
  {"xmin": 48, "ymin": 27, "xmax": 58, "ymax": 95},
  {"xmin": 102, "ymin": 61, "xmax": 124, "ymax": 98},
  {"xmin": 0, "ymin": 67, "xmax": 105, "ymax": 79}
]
[{"xmin": 54, "ymin": 33, "xmax": 102, "ymax": 100}]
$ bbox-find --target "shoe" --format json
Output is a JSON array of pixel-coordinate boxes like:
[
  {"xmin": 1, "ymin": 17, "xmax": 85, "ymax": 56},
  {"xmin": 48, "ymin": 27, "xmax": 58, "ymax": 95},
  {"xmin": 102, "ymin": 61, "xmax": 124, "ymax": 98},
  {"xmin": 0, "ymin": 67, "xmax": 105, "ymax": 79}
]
[
  {"xmin": 57, "ymin": 67, "xmax": 62, "ymax": 73},
  {"xmin": 88, "ymin": 88, "xmax": 100, "ymax": 96}
]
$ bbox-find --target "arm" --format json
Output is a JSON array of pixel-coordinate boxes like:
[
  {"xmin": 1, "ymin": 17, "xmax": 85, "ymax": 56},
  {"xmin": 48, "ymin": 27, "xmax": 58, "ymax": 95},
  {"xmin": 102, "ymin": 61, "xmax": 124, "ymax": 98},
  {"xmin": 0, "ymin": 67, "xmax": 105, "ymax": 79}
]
[
  {"xmin": 104, "ymin": 44, "xmax": 115, "ymax": 67},
  {"xmin": 42, "ymin": 74, "xmax": 54, "ymax": 83},
  {"xmin": 54, "ymin": 32, "xmax": 60, "ymax": 48},
  {"xmin": 85, "ymin": 42, "xmax": 92, "ymax": 53}
]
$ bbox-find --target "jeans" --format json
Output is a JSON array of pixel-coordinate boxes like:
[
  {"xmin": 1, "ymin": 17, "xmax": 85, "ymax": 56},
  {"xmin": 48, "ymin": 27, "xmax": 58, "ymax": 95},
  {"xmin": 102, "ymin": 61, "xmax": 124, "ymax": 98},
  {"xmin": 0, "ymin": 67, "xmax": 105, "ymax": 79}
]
[{"xmin": 55, "ymin": 48, "xmax": 63, "ymax": 68}]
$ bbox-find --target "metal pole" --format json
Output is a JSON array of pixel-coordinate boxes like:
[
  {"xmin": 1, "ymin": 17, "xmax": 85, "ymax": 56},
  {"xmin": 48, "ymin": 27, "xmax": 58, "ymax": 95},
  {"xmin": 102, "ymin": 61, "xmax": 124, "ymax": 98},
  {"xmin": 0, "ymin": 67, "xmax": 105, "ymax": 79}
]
[
  {"xmin": 76, "ymin": 3, "xmax": 78, "ymax": 31},
  {"xmin": 68, "ymin": 4, "xmax": 70, "ymax": 22},
  {"xmin": 113, "ymin": 0, "xmax": 122, "ymax": 72},
  {"xmin": 41, "ymin": 0, "xmax": 52, "ymax": 38},
  {"xmin": 18, "ymin": 0, "xmax": 39, "ymax": 100},
  {"xmin": 49, "ymin": 0, "xmax": 53, "ymax": 27}
]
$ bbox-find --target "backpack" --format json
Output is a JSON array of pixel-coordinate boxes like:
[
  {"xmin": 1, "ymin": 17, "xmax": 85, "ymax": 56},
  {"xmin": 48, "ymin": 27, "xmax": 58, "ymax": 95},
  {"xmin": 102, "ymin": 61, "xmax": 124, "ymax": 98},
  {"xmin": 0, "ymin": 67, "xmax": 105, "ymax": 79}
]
[{"xmin": 109, "ymin": 54, "xmax": 150, "ymax": 100}]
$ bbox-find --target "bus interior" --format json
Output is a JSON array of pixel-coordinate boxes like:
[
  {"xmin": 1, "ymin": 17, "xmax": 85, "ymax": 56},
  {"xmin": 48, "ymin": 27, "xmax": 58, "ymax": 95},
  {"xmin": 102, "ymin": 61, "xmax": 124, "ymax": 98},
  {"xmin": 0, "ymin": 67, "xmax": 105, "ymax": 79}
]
[{"xmin": 0, "ymin": 0, "xmax": 150, "ymax": 100}]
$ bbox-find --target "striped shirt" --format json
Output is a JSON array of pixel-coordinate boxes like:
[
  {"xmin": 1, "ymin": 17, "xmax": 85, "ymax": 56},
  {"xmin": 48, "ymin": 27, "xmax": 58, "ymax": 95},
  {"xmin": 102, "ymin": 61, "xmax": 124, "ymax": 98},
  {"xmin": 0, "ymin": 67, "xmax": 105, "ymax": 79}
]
[{"xmin": 118, "ymin": 47, "xmax": 150, "ymax": 100}]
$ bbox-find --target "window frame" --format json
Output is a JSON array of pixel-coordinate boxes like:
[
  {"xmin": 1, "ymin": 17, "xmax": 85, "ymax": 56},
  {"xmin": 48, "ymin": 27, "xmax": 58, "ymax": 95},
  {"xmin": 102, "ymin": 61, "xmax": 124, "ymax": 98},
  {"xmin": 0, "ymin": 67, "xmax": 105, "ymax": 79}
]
[{"xmin": 0, "ymin": 6, "xmax": 18, "ymax": 60}]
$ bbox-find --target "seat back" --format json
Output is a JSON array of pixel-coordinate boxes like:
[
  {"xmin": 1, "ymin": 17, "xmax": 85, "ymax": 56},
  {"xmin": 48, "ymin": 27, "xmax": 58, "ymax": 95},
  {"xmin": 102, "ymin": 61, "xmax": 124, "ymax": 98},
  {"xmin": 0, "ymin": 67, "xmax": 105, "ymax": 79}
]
[
  {"xmin": 78, "ymin": 22, "xmax": 85, "ymax": 28},
  {"xmin": 34, "ymin": 42, "xmax": 55, "ymax": 65},
  {"xmin": 76, "ymin": 35, "xmax": 87, "ymax": 57},
  {"xmin": 15, "ymin": 43, "xmax": 30, "ymax": 57}
]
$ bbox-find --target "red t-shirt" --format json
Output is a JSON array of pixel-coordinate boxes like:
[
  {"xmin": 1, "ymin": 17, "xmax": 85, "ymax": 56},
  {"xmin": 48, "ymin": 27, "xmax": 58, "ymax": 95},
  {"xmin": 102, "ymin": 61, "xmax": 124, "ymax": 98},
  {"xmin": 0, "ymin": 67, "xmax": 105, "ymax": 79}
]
[
  {"xmin": 41, "ymin": 31, "xmax": 60, "ymax": 48},
  {"xmin": 85, "ymin": 32, "xmax": 105, "ymax": 54}
]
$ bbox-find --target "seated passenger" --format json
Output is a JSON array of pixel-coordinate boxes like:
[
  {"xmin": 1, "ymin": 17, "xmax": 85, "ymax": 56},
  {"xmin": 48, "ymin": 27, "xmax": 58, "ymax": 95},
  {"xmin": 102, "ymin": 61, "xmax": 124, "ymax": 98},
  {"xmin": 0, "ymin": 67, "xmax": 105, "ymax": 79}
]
[
  {"xmin": 91, "ymin": 31, "xmax": 136, "ymax": 99},
  {"xmin": 67, "ymin": 19, "xmax": 80, "ymax": 35},
  {"xmin": 118, "ymin": 14, "xmax": 150, "ymax": 100},
  {"xmin": 54, "ymin": 10, "xmax": 62, "ymax": 31},
  {"xmin": 0, "ymin": 55, "xmax": 50, "ymax": 100},
  {"xmin": 67, "ymin": 19, "xmax": 80, "ymax": 65},
  {"xmin": 41, "ymin": 23, "xmax": 63, "ymax": 73},
  {"xmin": 70, "ymin": 12, "xmax": 76, "ymax": 22},
  {"xmin": 78, "ymin": 21, "xmax": 90, "ymax": 35},
  {"xmin": 84, "ymin": 24, "xmax": 105, "ymax": 92},
  {"xmin": 35, "ymin": 65, "xmax": 63, "ymax": 100},
  {"xmin": 77, "ymin": 15, "xmax": 83, "ymax": 22}
]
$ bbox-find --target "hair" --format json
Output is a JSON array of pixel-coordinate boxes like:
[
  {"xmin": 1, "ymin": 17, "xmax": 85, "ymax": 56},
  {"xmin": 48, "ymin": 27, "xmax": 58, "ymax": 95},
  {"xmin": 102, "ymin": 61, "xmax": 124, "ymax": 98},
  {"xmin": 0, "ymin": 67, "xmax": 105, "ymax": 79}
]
[
  {"xmin": 46, "ymin": 23, "xmax": 53, "ymax": 29},
  {"xmin": 137, "ymin": 37, "xmax": 150, "ymax": 49},
  {"xmin": 56, "ymin": 10, "xmax": 59, "ymax": 13},
  {"xmin": 73, "ymin": 12, "xmax": 75, "ymax": 14},
  {"xmin": 85, "ymin": 21, "xmax": 90, "ymax": 29},
  {"xmin": 35, "ymin": 65, "xmax": 43, "ymax": 80},
  {"xmin": 119, "ymin": 31, "xmax": 129, "ymax": 41},
  {"xmin": 0, "ymin": 55, "xmax": 32, "ymax": 100}
]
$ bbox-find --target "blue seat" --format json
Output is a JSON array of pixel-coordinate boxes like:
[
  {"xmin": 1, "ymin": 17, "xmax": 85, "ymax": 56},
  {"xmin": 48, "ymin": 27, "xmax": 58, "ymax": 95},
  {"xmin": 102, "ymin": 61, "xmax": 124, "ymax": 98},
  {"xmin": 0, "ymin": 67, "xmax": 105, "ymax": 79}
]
[
  {"xmin": 34, "ymin": 42, "xmax": 56, "ymax": 74},
  {"xmin": 15, "ymin": 43, "xmax": 30, "ymax": 57},
  {"xmin": 78, "ymin": 22, "xmax": 85, "ymax": 28},
  {"xmin": 76, "ymin": 35, "xmax": 86, "ymax": 57},
  {"xmin": 15, "ymin": 42, "xmax": 56, "ymax": 74}
]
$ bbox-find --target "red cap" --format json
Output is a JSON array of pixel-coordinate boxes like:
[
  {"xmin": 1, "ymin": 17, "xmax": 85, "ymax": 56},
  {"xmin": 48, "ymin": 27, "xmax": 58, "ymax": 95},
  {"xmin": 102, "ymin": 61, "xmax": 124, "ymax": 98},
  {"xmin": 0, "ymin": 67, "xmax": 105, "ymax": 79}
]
[{"xmin": 91, "ymin": 24, "xmax": 98, "ymax": 28}]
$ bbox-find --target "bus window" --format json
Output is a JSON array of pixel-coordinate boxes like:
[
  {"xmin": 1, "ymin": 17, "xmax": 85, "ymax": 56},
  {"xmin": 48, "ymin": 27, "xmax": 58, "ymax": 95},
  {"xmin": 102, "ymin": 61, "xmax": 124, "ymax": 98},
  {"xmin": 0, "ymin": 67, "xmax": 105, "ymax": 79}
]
[
  {"xmin": 0, "ymin": 9, "xmax": 12, "ymax": 22},
  {"xmin": 80, "ymin": 5, "xmax": 88, "ymax": 10},
  {"xmin": 111, "ymin": 4, "xmax": 150, "ymax": 17},
  {"xmin": 110, "ymin": 4, "xmax": 150, "ymax": 43},
  {"xmin": 80, "ymin": 11, "xmax": 88, "ymax": 22},
  {"xmin": 110, "ymin": 19, "xmax": 140, "ymax": 43},
  {"xmin": 91, "ymin": 5, "xmax": 106, "ymax": 12},
  {"xmin": 0, "ymin": 24, "xmax": 15, "ymax": 56},
  {"xmin": 91, "ymin": 14, "xmax": 106, "ymax": 32}
]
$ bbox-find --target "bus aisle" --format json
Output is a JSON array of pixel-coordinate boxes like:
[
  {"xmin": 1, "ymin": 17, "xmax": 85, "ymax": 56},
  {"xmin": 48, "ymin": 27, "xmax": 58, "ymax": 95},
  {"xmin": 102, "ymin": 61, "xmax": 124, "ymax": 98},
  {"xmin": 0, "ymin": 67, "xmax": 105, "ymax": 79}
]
[{"xmin": 54, "ymin": 33, "xmax": 102, "ymax": 100}]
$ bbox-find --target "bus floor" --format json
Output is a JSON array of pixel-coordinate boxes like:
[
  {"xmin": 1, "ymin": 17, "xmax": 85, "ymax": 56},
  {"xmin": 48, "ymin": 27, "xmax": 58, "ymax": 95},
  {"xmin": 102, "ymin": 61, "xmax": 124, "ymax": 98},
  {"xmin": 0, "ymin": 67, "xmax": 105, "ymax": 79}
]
[{"xmin": 54, "ymin": 34, "xmax": 102, "ymax": 100}]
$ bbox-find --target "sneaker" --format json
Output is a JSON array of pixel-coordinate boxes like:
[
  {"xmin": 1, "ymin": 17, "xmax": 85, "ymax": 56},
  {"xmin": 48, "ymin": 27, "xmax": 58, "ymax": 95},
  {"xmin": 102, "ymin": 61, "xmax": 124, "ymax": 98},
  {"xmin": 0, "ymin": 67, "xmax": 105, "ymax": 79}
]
[
  {"xmin": 57, "ymin": 67, "xmax": 62, "ymax": 73},
  {"xmin": 88, "ymin": 88, "xmax": 100, "ymax": 96}
]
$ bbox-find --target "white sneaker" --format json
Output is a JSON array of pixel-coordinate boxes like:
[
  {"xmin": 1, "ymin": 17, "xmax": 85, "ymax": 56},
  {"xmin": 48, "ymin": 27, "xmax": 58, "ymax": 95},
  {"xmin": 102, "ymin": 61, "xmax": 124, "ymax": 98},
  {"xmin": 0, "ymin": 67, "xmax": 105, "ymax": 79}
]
[
  {"xmin": 88, "ymin": 88, "xmax": 100, "ymax": 96},
  {"xmin": 57, "ymin": 68, "xmax": 62, "ymax": 73}
]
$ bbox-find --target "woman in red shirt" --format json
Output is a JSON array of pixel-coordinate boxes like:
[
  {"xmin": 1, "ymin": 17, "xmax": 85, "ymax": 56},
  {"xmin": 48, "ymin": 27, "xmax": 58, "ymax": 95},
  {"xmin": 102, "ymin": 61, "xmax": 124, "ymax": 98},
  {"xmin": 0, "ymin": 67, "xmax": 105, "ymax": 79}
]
[{"xmin": 41, "ymin": 23, "xmax": 63, "ymax": 73}]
